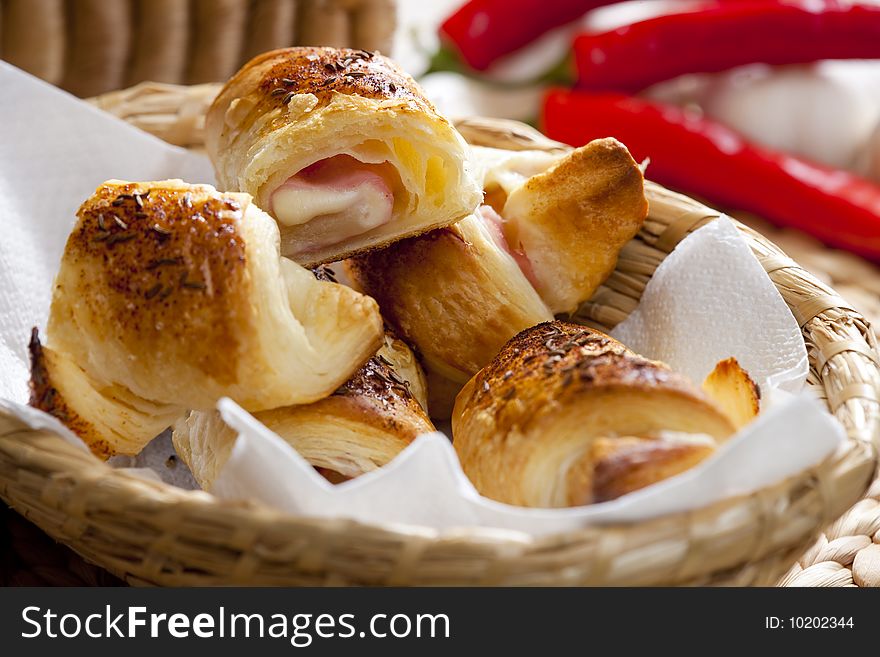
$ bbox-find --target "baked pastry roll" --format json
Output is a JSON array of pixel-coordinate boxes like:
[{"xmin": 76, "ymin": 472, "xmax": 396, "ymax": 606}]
[
  {"xmin": 452, "ymin": 322, "xmax": 738, "ymax": 508},
  {"xmin": 173, "ymin": 332, "xmax": 434, "ymax": 489},
  {"xmin": 30, "ymin": 179, "xmax": 383, "ymax": 457},
  {"xmin": 350, "ymin": 213, "xmax": 551, "ymax": 395},
  {"xmin": 498, "ymin": 142, "xmax": 648, "ymax": 313},
  {"xmin": 349, "ymin": 138, "xmax": 647, "ymax": 416},
  {"xmin": 206, "ymin": 46, "xmax": 481, "ymax": 266}
]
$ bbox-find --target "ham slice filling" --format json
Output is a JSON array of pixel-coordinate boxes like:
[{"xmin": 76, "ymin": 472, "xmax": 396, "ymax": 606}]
[
  {"xmin": 476, "ymin": 205, "xmax": 538, "ymax": 288},
  {"xmin": 271, "ymin": 155, "xmax": 395, "ymax": 254}
]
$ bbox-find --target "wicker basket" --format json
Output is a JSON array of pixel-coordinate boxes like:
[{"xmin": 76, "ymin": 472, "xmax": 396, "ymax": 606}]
[
  {"xmin": 0, "ymin": 0, "xmax": 396, "ymax": 97},
  {"xmin": 0, "ymin": 84, "xmax": 878, "ymax": 586}
]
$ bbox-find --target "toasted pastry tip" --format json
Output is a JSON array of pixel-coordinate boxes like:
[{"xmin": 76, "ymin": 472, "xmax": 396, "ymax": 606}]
[
  {"xmin": 28, "ymin": 328, "xmax": 114, "ymax": 459},
  {"xmin": 701, "ymin": 357, "xmax": 760, "ymax": 430}
]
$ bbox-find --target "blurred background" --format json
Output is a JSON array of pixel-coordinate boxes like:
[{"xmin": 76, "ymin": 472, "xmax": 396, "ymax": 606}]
[{"xmin": 4, "ymin": 0, "xmax": 879, "ymax": 170}]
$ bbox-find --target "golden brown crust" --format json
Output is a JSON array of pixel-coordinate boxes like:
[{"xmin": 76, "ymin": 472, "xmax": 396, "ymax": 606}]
[
  {"xmin": 460, "ymin": 321, "xmax": 702, "ymax": 428},
  {"xmin": 587, "ymin": 436, "xmax": 715, "ymax": 504},
  {"xmin": 60, "ymin": 180, "xmax": 249, "ymax": 386},
  {"xmin": 50, "ymin": 179, "xmax": 382, "ymax": 410},
  {"xmin": 29, "ymin": 328, "xmax": 182, "ymax": 459},
  {"xmin": 209, "ymin": 47, "xmax": 434, "ymax": 128},
  {"xmin": 347, "ymin": 217, "xmax": 551, "ymax": 383},
  {"xmin": 452, "ymin": 321, "xmax": 736, "ymax": 508},
  {"xmin": 502, "ymin": 138, "xmax": 648, "ymax": 314},
  {"xmin": 28, "ymin": 328, "xmax": 113, "ymax": 459},
  {"xmin": 376, "ymin": 329, "xmax": 429, "ymax": 413},
  {"xmin": 313, "ymin": 263, "xmax": 430, "ymax": 414},
  {"xmin": 347, "ymin": 140, "xmax": 645, "ymax": 417},
  {"xmin": 258, "ymin": 330, "xmax": 434, "ymax": 464},
  {"xmin": 701, "ymin": 357, "xmax": 761, "ymax": 429},
  {"xmin": 328, "ymin": 349, "xmax": 432, "ymax": 438},
  {"xmin": 206, "ymin": 46, "xmax": 442, "ymax": 188}
]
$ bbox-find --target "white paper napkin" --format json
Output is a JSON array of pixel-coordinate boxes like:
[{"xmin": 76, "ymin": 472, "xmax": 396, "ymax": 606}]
[
  {"xmin": 611, "ymin": 216, "xmax": 809, "ymax": 392},
  {"xmin": 213, "ymin": 391, "xmax": 842, "ymax": 536},
  {"xmin": 0, "ymin": 63, "xmax": 214, "ymax": 403}
]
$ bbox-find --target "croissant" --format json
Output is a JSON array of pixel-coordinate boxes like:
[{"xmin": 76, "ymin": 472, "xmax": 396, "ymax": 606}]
[
  {"xmin": 349, "ymin": 138, "xmax": 647, "ymax": 416},
  {"xmin": 173, "ymin": 331, "xmax": 434, "ymax": 489},
  {"xmin": 452, "ymin": 322, "xmax": 738, "ymax": 508},
  {"xmin": 206, "ymin": 46, "xmax": 481, "ymax": 266},
  {"xmin": 30, "ymin": 180, "xmax": 383, "ymax": 457}
]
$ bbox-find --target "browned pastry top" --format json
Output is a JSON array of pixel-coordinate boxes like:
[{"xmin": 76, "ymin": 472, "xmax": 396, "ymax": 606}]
[
  {"xmin": 211, "ymin": 46, "xmax": 435, "ymax": 124},
  {"xmin": 465, "ymin": 321, "xmax": 704, "ymax": 422},
  {"xmin": 65, "ymin": 182, "xmax": 248, "ymax": 385},
  {"xmin": 339, "ymin": 353, "xmax": 409, "ymax": 402},
  {"xmin": 330, "ymin": 353, "xmax": 426, "ymax": 436}
]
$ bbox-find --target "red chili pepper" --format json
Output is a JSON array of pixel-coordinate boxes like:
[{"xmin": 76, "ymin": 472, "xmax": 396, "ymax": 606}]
[
  {"xmin": 440, "ymin": 0, "xmax": 616, "ymax": 71},
  {"xmin": 542, "ymin": 89, "xmax": 880, "ymax": 260},
  {"xmin": 574, "ymin": 1, "xmax": 880, "ymax": 92}
]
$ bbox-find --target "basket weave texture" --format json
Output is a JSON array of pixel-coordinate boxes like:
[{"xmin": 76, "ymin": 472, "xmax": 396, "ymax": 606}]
[
  {"xmin": 0, "ymin": 85, "xmax": 879, "ymax": 586},
  {"xmin": 0, "ymin": 0, "xmax": 396, "ymax": 97}
]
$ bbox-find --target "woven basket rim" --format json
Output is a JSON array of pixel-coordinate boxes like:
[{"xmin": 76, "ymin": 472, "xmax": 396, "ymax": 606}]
[{"xmin": 0, "ymin": 91, "xmax": 877, "ymax": 586}]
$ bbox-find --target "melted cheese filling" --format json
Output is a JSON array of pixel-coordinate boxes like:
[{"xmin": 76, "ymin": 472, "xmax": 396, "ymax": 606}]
[{"xmin": 271, "ymin": 155, "xmax": 395, "ymax": 254}]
